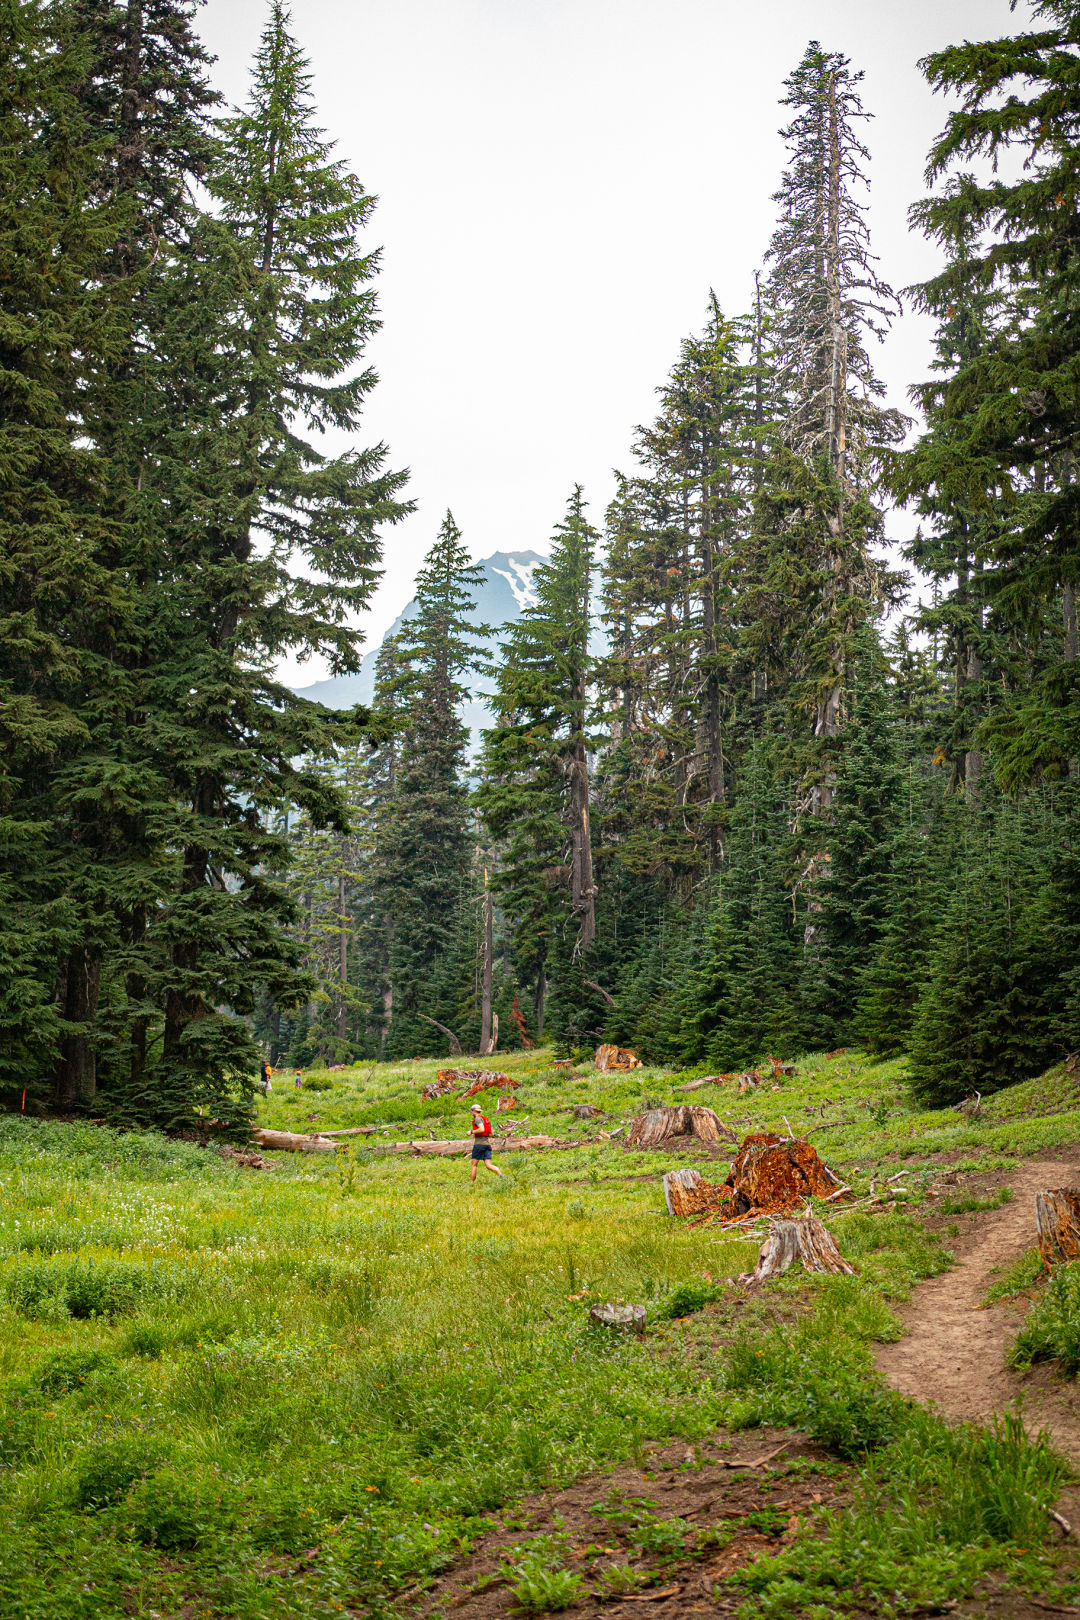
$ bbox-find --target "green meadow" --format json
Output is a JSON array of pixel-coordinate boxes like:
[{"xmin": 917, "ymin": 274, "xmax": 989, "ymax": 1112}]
[{"xmin": 2, "ymin": 1049, "xmax": 1080, "ymax": 1618}]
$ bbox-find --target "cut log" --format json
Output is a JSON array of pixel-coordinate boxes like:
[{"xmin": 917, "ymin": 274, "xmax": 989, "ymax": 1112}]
[
  {"xmin": 422, "ymin": 1068, "xmax": 516, "ymax": 1101},
  {"xmin": 594, "ymin": 1043, "xmax": 643, "ymax": 1072},
  {"xmin": 1035, "ymin": 1188, "xmax": 1080, "ymax": 1265},
  {"xmin": 748, "ymin": 1217, "xmax": 855, "ymax": 1284},
  {"xmin": 251, "ymin": 1127, "xmax": 336, "ymax": 1155},
  {"xmin": 588, "ymin": 1302, "xmax": 646, "ymax": 1334}
]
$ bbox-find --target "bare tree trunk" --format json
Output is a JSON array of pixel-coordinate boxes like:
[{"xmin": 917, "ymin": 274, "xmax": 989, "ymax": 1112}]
[
  {"xmin": 569, "ymin": 738, "xmax": 596, "ymax": 949},
  {"xmin": 337, "ymin": 868, "xmax": 348, "ymax": 1042},
  {"xmin": 54, "ymin": 947, "xmax": 102, "ymax": 1107},
  {"xmin": 1065, "ymin": 582, "xmax": 1078, "ymax": 664},
  {"xmin": 480, "ymin": 879, "xmax": 493, "ymax": 1054}
]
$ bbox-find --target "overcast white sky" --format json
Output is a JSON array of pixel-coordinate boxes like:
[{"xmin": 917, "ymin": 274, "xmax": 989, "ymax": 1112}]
[{"xmin": 198, "ymin": 0, "xmax": 1025, "ymax": 681}]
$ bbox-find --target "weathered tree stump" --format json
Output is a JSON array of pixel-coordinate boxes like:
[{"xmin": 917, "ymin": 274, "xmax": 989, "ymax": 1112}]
[
  {"xmin": 588, "ymin": 1302, "xmax": 646, "ymax": 1334},
  {"xmin": 748, "ymin": 1217, "xmax": 855, "ymax": 1285},
  {"xmin": 594, "ymin": 1044, "xmax": 643, "ymax": 1072},
  {"xmin": 730, "ymin": 1132, "xmax": 842, "ymax": 1212},
  {"xmin": 1035, "ymin": 1188, "xmax": 1080, "ymax": 1265},
  {"xmin": 626, "ymin": 1104, "xmax": 735, "ymax": 1149},
  {"xmin": 663, "ymin": 1167, "xmax": 702, "ymax": 1215}
]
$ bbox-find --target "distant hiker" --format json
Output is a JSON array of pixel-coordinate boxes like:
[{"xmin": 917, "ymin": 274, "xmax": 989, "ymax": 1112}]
[
  {"xmin": 469, "ymin": 1103, "xmax": 503, "ymax": 1182},
  {"xmin": 295, "ymin": 1070, "xmax": 303, "ymax": 1090},
  {"xmin": 259, "ymin": 1061, "xmax": 272, "ymax": 1094}
]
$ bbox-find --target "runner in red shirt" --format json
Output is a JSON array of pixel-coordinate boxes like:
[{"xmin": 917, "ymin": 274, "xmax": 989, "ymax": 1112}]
[{"xmin": 469, "ymin": 1102, "xmax": 503, "ymax": 1183}]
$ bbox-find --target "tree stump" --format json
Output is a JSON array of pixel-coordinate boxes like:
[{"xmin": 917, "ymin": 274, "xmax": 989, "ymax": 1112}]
[
  {"xmin": 1035, "ymin": 1188, "xmax": 1080, "ymax": 1265},
  {"xmin": 588, "ymin": 1303, "xmax": 646, "ymax": 1334},
  {"xmin": 663, "ymin": 1167, "xmax": 703, "ymax": 1215},
  {"xmin": 594, "ymin": 1044, "xmax": 643, "ymax": 1072},
  {"xmin": 626, "ymin": 1104, "xmax": 734, "ymax": 1149},
  {"xmin": 748, "ymin": 1217, "xmax": 855, "ymax": 1284}
]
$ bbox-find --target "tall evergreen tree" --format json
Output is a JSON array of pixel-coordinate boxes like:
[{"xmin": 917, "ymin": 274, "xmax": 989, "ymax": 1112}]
[
  {"xmin": 761, "ymin": 40, "xmax": 904, "ymax": 760},
  {"xmin": 114, "ymin": 0, "xmax": 409, "ymax": 1120},
  {"xmin": 374, "ymin": 514, "xmax": 488, "ymax": 1058},
  {"xmin": 480, "ymin": 489, "xmax": 600, "ymax": 1043},
  {"xmin": 904, "ymin": 1, "xmax": 1080, "ymax": 782},
  {"xmin": 0, "ymin": 0, "xmax": 131, "ymax": 1102}
]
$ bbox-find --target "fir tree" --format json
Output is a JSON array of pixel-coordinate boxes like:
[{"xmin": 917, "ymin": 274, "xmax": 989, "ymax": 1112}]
[
  {"xmin": 805, "ymin": 633, "xmax": 903, "ymax": 1044},
  {"xmin": 762, "ymin": 40, "xmax": 904, "ymax": 756},
  {"xmin": 375, "ymin": 514, "xmax": 488, "ymax": 1058},
  {"xmin": 121, "ymin": 1, "xmax": 409, "ymax": 1120},
  {"xmin": 908, "ymin": 1, "xmax": 1080, "ymax": 781},
  {"xmin": 480, "ymin": 489, "xmax": 600, "ymax": 1044},
  {"xmin": 0, "ymin": 0, "xmax": 130, "ymax": 1103}
]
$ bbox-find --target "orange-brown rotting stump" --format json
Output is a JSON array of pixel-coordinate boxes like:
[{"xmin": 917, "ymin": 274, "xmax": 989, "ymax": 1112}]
[{"xmin": 665, "ymin": 1132, "xmax": 849, "ymax": 1224}]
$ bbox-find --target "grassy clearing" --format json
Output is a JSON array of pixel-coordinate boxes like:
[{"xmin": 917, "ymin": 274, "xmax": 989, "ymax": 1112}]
[{"xmin": 0, "ymin": 1048, "xmax": 1077, "ymax": 1616}]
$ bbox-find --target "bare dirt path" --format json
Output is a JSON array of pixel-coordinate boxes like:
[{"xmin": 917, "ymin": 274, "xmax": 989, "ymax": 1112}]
[{"xmin": 876, "ymin": 1153, "xmax": 1080, "ymax": 1472}]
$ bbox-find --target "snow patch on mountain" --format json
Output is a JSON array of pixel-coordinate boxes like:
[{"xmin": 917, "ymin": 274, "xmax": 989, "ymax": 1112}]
[{"xmin": 491, "ymin": 556, "xmax": 540, "ymax": 612}]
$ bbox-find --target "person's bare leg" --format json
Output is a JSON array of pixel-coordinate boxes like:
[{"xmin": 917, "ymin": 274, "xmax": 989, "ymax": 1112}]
[
  {"xmin": 470, "ymin": 1159, "xmax": 478, "ymax": 1183},
  {"xmin": 484, "ymin": 1158, "xmax": 503, "ymax": 1177}
]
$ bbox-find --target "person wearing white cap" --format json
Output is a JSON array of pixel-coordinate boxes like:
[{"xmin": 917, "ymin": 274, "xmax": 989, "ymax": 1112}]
[{"xmin": 469, "ymin": 1102, "xmax": 503, "ymax": 1182}]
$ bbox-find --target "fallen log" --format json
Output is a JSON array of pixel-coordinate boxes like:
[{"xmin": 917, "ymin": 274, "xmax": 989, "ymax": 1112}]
[
  {"xmin": 1035, "ymin": 1188, "xmax": 1080, "ymax": 1266},
  {"xmin": 377, "ymin": 1134, "xmax": 579, "ymax": 1157},
  {"xmin": 748, "ymin": 1216, "xmax": 855, "ymax": 1284},
  {"xmin": 251, "ymin": 1127, "xmax": 336, "ymax": 1154}
]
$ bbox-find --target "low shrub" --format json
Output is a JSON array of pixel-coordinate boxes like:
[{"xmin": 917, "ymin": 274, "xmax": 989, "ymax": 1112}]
[
  {"xmin": 1010, "ymin": 1261, "xmax": 1080, "ymax": 1374},
  {"xmin": 661, "ymin": 1279, "xmax": 720, "ymax": 1319},
  {"xmin": 6, "ymin": 1256, "xmax": 178, "ymax": 1320},
  {"xmin": 73, "ymin": 1439, "xmax": 161, "ymax": 1510},
  {"xmin": 37, "ymin": 1347, "xmax": 119, "ymax": 1396}
]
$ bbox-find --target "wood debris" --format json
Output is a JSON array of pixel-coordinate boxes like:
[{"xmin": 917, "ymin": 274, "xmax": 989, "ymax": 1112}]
[
  {"xmin": 250, "ymin": 1127, "xmax": 336, "ymax": 1155},
  {"xmin": 748, "ymin": 1216, "xmax": 856, "ymax": 1283},
  {"xmin": 420, "ymin": 1068, "xmax": 517, "ymax": 1101}
]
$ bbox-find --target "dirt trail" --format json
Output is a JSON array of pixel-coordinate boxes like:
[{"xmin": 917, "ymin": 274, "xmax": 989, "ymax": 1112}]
[{"xmin": 876, "ymin": 1154, "xmax": 1080, "ymax": 1470}]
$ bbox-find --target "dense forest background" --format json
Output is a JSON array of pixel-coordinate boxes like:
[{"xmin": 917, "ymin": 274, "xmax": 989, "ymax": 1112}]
[{"xmin": 3, "ymin": 0, "xmax": 1080, "ymax": 1128}]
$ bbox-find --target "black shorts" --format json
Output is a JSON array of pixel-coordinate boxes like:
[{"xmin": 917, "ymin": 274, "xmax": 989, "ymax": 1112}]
[{"xmin": 471, "ymin": 1142, "xmax": 493, "ymax": 1161}]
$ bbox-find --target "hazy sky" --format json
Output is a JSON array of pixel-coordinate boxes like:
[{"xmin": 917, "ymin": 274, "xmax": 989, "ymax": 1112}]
[{"xmin": 197, "ymin": 0, "xmax": 1025, "ymax": 681}]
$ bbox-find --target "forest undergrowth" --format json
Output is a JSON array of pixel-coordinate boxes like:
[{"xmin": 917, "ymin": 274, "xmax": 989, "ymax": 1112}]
[{"xmin": 2, "ymin": 1049, "xmax": 1080, "ymax": 1618}]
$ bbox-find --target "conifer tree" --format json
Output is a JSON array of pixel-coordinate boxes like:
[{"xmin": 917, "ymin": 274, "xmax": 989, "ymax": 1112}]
[
  {"xmin": 804, "ymin": 633, "xmax": 903, "ymax": 1043},
  {"xmin": 906, "ymin": 2, "xmax": 1080, "ymax": 780},
  {"xmin": 761, "ymin": 40, "xmax": 904, "ymax": 757},
  {"xmin": 374, "ymin": 514, "xmax": 488, "ymax": 1058},
  {"xmin": 480, "ymin": 490, "xmax": 600, "ymax": 1041},
  {"xmin": 0, "ymin": 0, "xmax": 130, "ymax": 1102},
  {"xmin": 121, "ymin": 1, "xmax": 409, "ymax": 1119}
]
